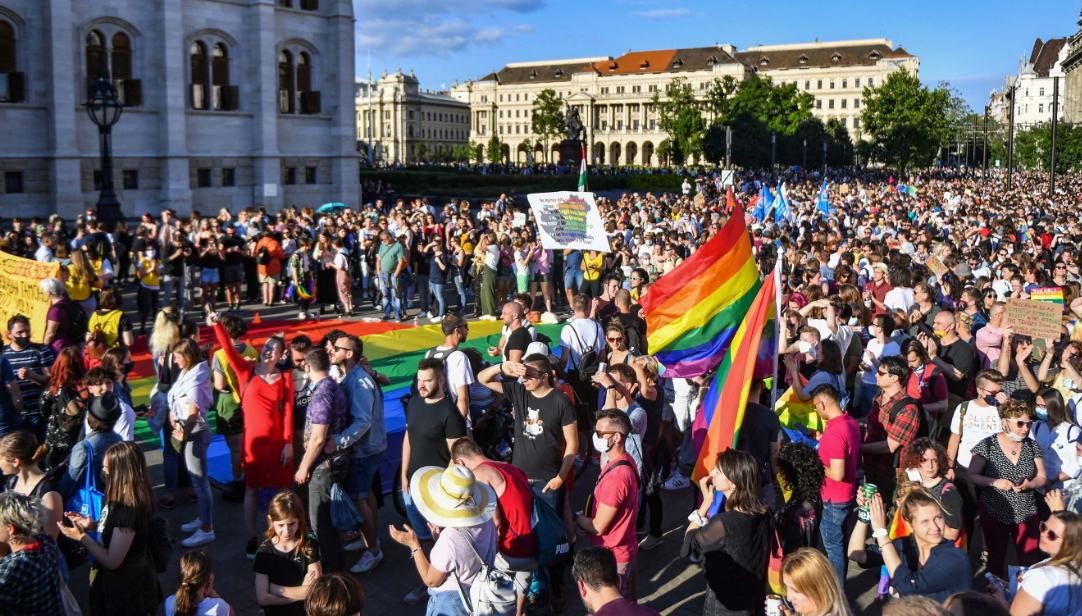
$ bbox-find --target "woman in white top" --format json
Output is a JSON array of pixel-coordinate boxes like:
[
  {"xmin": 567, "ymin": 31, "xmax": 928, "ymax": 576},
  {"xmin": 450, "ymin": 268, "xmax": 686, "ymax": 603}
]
[
  {"xmin": 991, "ymin": 509, "xmax": 1082, "ymax": 616},
  {"xmin": 1032, "ymin": 388, "xmax": 1082, "ymax": 492},
  {"xmin": 165, "ymin": 549, "xmax": 235, "ymax": 616},
  {"xmin": 855, "ymin": 313, "xmax": 902, "ymax": 417}
]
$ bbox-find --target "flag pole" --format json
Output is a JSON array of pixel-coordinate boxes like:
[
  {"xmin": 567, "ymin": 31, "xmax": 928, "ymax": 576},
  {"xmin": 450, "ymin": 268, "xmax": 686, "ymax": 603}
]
[{"xmin": 770, "ymin": 256, "xmax": 783, "ymax": 408}]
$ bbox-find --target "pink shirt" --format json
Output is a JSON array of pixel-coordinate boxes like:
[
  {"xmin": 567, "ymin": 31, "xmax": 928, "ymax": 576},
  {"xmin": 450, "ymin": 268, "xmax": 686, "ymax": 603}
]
[
  {"xmin": 818, "ymin": 413, "xmax": 861, "ymax": 503},
  {"xmin": 975, "ymin": 324, "xmax": 1003, "ymax": 368},
  {"xmin": 589, "ymin": 454, "xmax": 640, "ymax": 564}
]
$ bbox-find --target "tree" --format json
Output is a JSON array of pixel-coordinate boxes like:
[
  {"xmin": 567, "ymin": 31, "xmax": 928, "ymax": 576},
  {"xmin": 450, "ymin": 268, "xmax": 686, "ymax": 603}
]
[
  {"xmin": 450, "ymin": 143, "xmax": 470, "ymax": 162},
  {"xmin": 824, "ymin": 118, "xmax": 854, "ymax": 167},
  {"xmin": 728, "ymin": 73, "xmax": 814, "ymax": 137},
  {"xmin": 470, "ymin": 141, "xmax": 485, "ymax": 163},
  {"xmin": 703, "ymin": 75, "xmax": 740, "ymax": 123},
  {"xmin": 412, "ymin": 142, "xmax": 427, "ymax": 162},
  {"xmin": 653, "ymin": 77, "xmax": 706, "ymax": 165},
  {"xmin": 531, "ymin": 88, "xmax": 565, "ymax": 162},
  {"xmin": 486, "ymin": 135, "xmax": 504, "ymax": 163},
  {"xmin": 861, "ymin": 71, "xmax": 951, "ymax": 170}
]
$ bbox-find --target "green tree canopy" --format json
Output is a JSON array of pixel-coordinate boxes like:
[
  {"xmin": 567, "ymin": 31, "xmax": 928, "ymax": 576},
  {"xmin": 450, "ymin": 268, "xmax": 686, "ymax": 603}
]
[
  {"xmin": 861, "ymin": 71, "xmax": 952, "ymax": 170},
  {"xmin": 653, "ymin": 78, "xmax": 706, "ymax": 165},
  {"xmin": 486, "ymin": 135, "xmax": 504, "ymax": 163},
  {"xmin": 531, "ymin": 88, "xmax": 565, "ymax": 162}
]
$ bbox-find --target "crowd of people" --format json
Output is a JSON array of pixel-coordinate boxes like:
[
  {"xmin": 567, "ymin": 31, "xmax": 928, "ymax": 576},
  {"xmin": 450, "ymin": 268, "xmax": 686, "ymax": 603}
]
[{"xmin": 0, "ymin": 166, "xmax": 1080, "ymax": 616}]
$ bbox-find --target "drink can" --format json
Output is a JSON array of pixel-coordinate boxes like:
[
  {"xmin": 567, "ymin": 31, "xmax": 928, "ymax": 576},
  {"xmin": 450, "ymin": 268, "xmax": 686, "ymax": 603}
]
[
  {"xmin": 764, "ymin": 595, "xmax": 784, "ymax": 616},
  {"xmin": 858, "ymin": 482, "xmax": 878, "ymax": 522},
  {"xmin": 863, "ymin": 483, "xmax": 878, "ymax": 500}
]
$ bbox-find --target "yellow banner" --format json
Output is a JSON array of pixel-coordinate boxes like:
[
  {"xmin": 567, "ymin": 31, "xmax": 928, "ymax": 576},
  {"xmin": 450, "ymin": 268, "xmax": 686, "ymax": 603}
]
[{"xmin": 0, "ymin": 251, "xmax": 61, "ymax": 344}]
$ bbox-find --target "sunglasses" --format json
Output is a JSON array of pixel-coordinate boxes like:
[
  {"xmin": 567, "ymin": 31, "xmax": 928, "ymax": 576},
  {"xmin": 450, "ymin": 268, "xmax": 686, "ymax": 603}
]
[
  {"xmin": 1040, "ymin": 521, "xmax": 1061, "ymax": 541},
  {"xmin": 607, "ymin": 337, "xmax": 624, "ymax": 343},
  {"xmin": 333, "ymin": 345, "xmax": 352, "ymax": 353},
  {"xmin": 1011, "ymin": 419, "xmax": 1033, "ymax": 429},
  {"xmin": 593, "ymin": 430, "xmax": 627, "ymax": 438}
]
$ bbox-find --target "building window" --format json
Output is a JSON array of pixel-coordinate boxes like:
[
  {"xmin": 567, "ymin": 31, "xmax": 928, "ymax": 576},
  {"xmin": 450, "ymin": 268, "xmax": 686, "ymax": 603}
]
[
  {"xmin": 1040, "ymin": 87, "xmax": 1045, "ymax": 96},
  {"xmin": 305, "ymin": 167, "xmax": 317, "ymax": 184},
  {"xmin": 817, "ymin": 80, "xmax": 822, "ymax": 89},
  {"xmin": 297, "ymin": 52, "xmax": 320, "ymax": 113},
  {"xmin": 829, "ymin": 81, "xmax": 835, "ymax": 89},
  {"xmin": 804, "ymin": 80, "xmax": 810, "ymax": 90},
  {"xmin": 616, "ymin": 86, "xmax": 625, "ymax": 94},
  {"xmin": 854, "ymin": 98, "xmax": 860, "ymax": 109},
  {"xmin": 815, "ymin": 99, "xmax": 821, "ymax": 109},
  {"xmin": 190, "ymin": 42, "xmax": 209, "ymax": 109},
  {"xmin": 0, "ymin": 20, "xmax": 24, "ymax": 103},
  {"xmin": 222, "ymin": 167, "xmax": 236, "ymax": 187},
  {"xmin": 867, "ymin": 77, "xmax": 874, "ymax": 87},
  {"xmin": 283, "ymin": 167, "xmax": 297, "ymax": 185},
  {"xmin": 828, "ymin": 99, "xmax": 834, "ymax": 109},
  {"xmin": 841, "ymin": 99, "xmax": 847, "ymax": 109},
  {"xmin": 1039, "ymin": 103, "xmax": 1044, "ymax": 114},
  {"xmin": 85, "ymin": 29, "xmax": 141, "ymax": 105},
  {"xmin": 278, "ymin": 50, "xmax": 294, "ymax": 113},
  {"xmin": 855, "ymin": 78, "xmax": 861, "ymax": 87},
  {"xmin": 841, "ymin": 79, "xmax": 847, "ymax": 89},
  {"xmin": 122, "ymin": 169, "xmax": 138, "ymax": 190},
  {"xmin": 196, "ymin": 168, "xmax": 212, "ymax": 188},
  {"xmin": 211, "ymin": 44, "xmax": 234, "ymax": 110},
  {"xmin": 853, "ymin": 118, "xmax": 860, "ymax": 129},
  {"xmin": 86, "ymin": 31, "xmax": 108, "ymax": 83},
  {"xmin": 112, "ymin": 33, "xmax": 132, "ymax": 82},
  {"xmin": 4, "ymin": 171, "xmax": 23, "ymax": 194},
  {"xmin": 299, "ymin": 0, "xmax": 319, "ymax": 9},
  {"xmin": 600, "ymin": 87, "xmax": 608, "ymax": 94}
]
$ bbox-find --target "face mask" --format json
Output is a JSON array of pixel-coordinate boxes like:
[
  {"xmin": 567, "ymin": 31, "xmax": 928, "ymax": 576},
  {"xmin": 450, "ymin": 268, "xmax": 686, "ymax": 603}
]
[
  {"xmin": 121, "ymin": 361, "xmax": 135, "ymax": 374},
  {"xmin": 797, "ymin": 340, "xmax": 814, "ymax": 355},
  {"xmin": 1035, "ymin": 406, "xmax": 1048, "ymax": 420},
  {"xmin": 867, "ymin": 325, "xmax": 880, "ymax": 338},
  {"xmin": 933, "ymin": 330, "xmax": 947, "ymax": 338},
  {"xmin": 11, "ymin": 336, "xmax": 29, "ymax": 347},
  {"xmin": 983, "ymin": 395, "xmax": 999, "ymax": 407},
  {"xmin": 1005, "ymin": 431, "xmax": 1026, "ymax": 443},
  {"xmin": 848, "ymin": 317, "xmax": 860, "ymax": 326},
  {"xmin": 592, "ymin": 433, "xmax": 613, "ymax": 454}
]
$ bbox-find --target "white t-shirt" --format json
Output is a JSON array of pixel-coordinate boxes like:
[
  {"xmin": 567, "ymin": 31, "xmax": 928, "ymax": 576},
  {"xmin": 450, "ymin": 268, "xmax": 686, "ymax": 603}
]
[
  {"xmin": 429, "ymin": 520, "xmax": 498, "ymax": 592},
  {"xmin": 807, "ymin": 318, "xmax": 856, "ymax": 363},
  {"xmin": 1032, "ymin": 421, "xmax": 1082, "ymax": 487},
  {"xmin": 83, "ymin": 398, "xmax": 136, "ymax": 442},
  {"xmin": 560, "ymin": 318, "xmax": 604, "ymax": 373},
  {"xmin": 1018, "ymin": 561, "xmax": 1082, "ymax": 616},
  {"xmin": 883, "ymin": 287, "xmax": 915, "ymax": 313},
  {"xmin": 861, "ymin": 338, "xmax": 902, "ymax": 385},
  {"xmin": 428, "ymin": 346, "xmax": 476, "ymax": 404},
  {"xmin": 949, "ymin": 399, "xmax": 1003, "ymax": 468},
  {"xmin": 165, "ymin": 595, "xmax": 232, "ymax": 616}
]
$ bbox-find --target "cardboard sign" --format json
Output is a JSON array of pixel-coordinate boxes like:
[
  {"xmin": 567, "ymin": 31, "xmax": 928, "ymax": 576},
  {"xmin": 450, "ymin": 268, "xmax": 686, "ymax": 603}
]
[
  {"xmin": 1005, "ymin": 298, "xmax": 1062, "ymax": 341},
  {"xmin": 0, "ymin": 251, "xmax": 61, "ymax": 344},
  {"xmin": 926, "ymin": 255, "xmax": 948, "ymax": 278}
]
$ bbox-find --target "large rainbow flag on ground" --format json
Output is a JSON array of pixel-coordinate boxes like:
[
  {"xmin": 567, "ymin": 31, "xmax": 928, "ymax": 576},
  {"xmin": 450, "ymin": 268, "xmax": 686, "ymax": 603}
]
[
  {"xmin": 641, "ymin": 208, "xmax": 761, "ymax": 378},
  {"xmin": 690, "ymin": 267, "xmax": 777, "ymax": 481}
]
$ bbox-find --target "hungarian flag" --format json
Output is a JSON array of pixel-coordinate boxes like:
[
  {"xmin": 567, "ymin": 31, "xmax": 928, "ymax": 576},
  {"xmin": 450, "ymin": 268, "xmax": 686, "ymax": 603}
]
[{"xmin": 578, "ymin": 143, "xmax": 588, "ymax": 191}]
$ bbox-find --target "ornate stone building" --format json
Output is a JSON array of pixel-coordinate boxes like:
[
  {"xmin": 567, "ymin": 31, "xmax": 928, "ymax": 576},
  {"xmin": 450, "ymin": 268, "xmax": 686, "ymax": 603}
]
[
  {"xmin": 452, "ymin": 38, "xmax": 918, "ymax": 166},
  {"xmin": 1062, "ymin": 5, "xmax": 1082, "ymax": 123},
  {"xmin": 0, "ymin": 0, "xmax": 358, "ymax": 217},
  {"xmin": 355, "ymin": 69, "xmax": 469, "ymax": 165},
  {"xmin": 991, "ymin": 37, "xmax": 1068, "ymax": 128}
]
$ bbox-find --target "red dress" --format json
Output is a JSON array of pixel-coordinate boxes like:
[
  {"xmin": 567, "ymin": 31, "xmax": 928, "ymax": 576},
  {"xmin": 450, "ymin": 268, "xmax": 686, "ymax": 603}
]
[{"xmin": 213, "ymin": 323, "xmax": 294, "ymax": 488}]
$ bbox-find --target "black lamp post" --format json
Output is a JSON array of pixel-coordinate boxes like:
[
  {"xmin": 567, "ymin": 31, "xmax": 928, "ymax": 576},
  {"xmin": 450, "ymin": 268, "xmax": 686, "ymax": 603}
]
[{"xmin": 85, "ymin": 76, "xmax": 124, "ymax": 227}]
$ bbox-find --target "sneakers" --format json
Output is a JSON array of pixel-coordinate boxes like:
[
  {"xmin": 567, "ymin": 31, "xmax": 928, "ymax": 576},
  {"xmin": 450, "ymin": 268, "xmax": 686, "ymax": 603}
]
[
  {"xmin": 297, "ymin": 311, "xmax": 307, "ymax": 320},
  {"xmin": 349, "ymin": 548, "xmax": 384, "ymax": 573},
  {"xmin": 638, "ymin": 535, "xmax": 664, "ymax": 551},
  {"xmin": 342, "ymin": 538, "xmax": 366, "ymax": 552},
  {"xmin": 403, "ymin": 584, "xmax": 429, "ymax": 605},
  {"xmin": 181, "ymin": 529, "xmax": 215, "ymax": 548},
  {"xmin": 245, "ymin": 536, "xmax": 259, "ymax": 560},
  {"xmin": 662, "ymin": 472, "xmax": 691, "ymax": 491},
  {"xmin": 180, "ymin": 518, "xmax": 203, "ymax": 533}
]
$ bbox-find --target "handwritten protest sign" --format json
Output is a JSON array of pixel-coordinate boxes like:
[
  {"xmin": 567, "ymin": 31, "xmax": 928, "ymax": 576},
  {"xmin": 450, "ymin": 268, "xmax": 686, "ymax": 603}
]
[
  {"xmin": 0, "ymin": 251, "xmax": 61, "ymax": 344},
  {"xmin": 926, "ymin": 255, "xmax": 948, "ymax": 278},
  {"xmin": 1005, "ymin": 298, "xmax": 1062, "ymax": 341},
  {"xmin": 527, "ymin": 191, "xmax": 610, "ymax": 252}
]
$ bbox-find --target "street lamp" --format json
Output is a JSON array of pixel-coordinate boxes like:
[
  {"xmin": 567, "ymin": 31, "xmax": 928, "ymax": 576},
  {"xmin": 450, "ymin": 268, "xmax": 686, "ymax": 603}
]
[
  {"xmin": 85, "ymin": 76, "xmax": 124, "ymax": 227},
  {"xmin": 802, "ymin": 138, "xmax": 807, "ymax": 169}
]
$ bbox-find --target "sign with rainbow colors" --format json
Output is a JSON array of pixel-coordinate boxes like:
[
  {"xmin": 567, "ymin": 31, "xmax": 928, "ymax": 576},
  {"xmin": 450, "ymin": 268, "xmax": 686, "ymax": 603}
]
[
  {"xmin": 527, "ymin": 191, "xmax": 610, "ymax": 252},
  {"xmin": 1031, "ymin": 287, "xmax": 1065, "ymax": 304}
]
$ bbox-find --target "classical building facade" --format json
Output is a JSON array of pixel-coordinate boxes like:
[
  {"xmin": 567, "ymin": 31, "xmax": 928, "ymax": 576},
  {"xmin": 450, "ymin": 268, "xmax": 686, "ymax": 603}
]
[
  {"xmin": 1062, "ymin": 5, "xmax": 1082, "ymax": 123},
  {"xmin": 452, "ymin": 38, "xmax": 918, "ymax": 166},
  {"xmin": 991, "ymin": 37, "xmax": 1068, "ymax": 128},
  {"xmin": 355, "ymin": 69, "xmax": 469, "ymax": 164},
  {"xmin": 0, "ymin": 0, "xmax": 358, "ymax": 218}
]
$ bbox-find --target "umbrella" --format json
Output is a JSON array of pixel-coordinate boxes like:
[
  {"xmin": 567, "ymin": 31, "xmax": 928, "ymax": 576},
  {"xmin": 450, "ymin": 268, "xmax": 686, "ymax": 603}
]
[{"xmin": 318, "ymin": 202, "xmax": 347, "ymax": 214}]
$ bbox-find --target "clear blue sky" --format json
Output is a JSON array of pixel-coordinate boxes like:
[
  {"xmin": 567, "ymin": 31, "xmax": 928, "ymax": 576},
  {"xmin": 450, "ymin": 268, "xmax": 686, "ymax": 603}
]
[{"xmin": 354, "ymin": 0, "xmax": 1079, "ymax": 111}]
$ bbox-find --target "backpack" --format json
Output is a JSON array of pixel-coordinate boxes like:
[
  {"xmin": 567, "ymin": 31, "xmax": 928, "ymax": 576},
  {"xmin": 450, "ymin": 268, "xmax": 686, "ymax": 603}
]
[
  {"xmin": 566, "ymin": 321, "xmax": 601, "ymax": 383},
  {"xmin": 62, "ymin": 300, "xmax": 89, "ymax": 342},
  {"xmin": 888, "ymin": 395, "xmax": 926, "ymax": 466},
  {"xmin": 451, "ymin": 528, "xmax": 517, "ymax": 616},
  {"xmin": 531, "ymin": 497, "xmax": 571, "ymax": 568},
  {"xmin": 147, "ymin": 515, "xmax": 174, "ymax": 573},
  {"xmin": 409, "ymin": 346, "xmax": 463, "ymax": 399}
]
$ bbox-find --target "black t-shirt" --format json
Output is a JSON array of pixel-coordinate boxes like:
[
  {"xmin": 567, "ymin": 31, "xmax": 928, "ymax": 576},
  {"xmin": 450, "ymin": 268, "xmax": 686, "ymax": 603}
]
[
  {"xmin": 939, "ymin": 339, "xmax": 978, "ymax": 399},
  {"xmin": 253, "ymin": 539, "xmax": 322, "ymax": 616},
  {"xmin": 615, "ymin": 312, "xmax": 647, "ymax": 354},
  {"xmin": 505, "ymin": 380, "xmax": 576, "ymax": 481},
  {"xmin": 405, "ymin": 394, "xmax": 467, "ymax": 479},
  {"xmin": 221, "ymin": 236, "xmax": 246, "ymax": 266},
  {"xmin": 504, "ymin": 327, "xmax": 532, "ymax": 361},
  {"xmin": 736, "ymin": 403, "xmax": 781, "ymax": 485}
]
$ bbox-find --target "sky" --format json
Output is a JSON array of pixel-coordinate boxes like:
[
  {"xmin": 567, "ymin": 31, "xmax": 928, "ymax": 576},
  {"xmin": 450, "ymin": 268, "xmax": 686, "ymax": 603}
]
[{"xmin": 353, "ymin": 0, "xmax": 1080, "ymax": 111}]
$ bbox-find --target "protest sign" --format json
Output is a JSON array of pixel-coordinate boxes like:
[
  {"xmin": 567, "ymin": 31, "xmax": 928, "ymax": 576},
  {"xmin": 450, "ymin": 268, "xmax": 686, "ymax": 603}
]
[
  {"xmin": 1005, "ymin": 298, "xmax": 1062, "ymax": 341},
  {"xmin": 527, "ymin": 191, "xmax": 610, "ymax": 252},
  {"xmin": 1031, "ymin": 287, "xmax": 1065, "ymax": 304},
  {"xmin": 926, "ymin": 255, "xmax": 948, "ymax": 278},
  {"xmin": 512, "ymin": 212, "xmax": 527, "ymax": 228},
  {"xmin": 0, "ymin": 251, "xmax": 61, "ymax": 344}
]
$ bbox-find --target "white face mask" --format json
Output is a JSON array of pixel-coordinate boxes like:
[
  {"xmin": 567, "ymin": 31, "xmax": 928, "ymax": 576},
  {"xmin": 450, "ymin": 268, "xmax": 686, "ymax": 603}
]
[
  {"xmin": 592, "ymin": 433, "xmax": 613, "ymax": 454},
  {"xmin": 867, "ymin": 325, "xmax": 880, "ymax": 338},
  {"xmin": 1005, "ymin": 430, "xmax": 1026, "ymax": 443},
  {"xmin": 798, "ymin": 340, "xmax": 813, "ymax": 355}
]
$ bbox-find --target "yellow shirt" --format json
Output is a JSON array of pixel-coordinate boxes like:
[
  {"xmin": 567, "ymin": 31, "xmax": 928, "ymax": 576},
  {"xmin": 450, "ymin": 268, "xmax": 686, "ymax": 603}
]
[
  {"xmin": 65, "ymin": 270, "xmax": 92, "ymax": 302},
  {"xmin": 583, "ymin": 252, "xmax": 604, "ymax": 281},
  {"xmin": 137, "ymin": 257, "xmax": 160, "ymax": 288}
]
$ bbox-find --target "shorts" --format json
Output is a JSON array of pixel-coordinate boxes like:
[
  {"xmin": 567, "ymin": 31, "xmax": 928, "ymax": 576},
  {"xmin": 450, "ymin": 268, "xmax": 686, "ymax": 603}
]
[
  {"xmin": 259, "ymin": 273, "xmax": 279, "ymax": 285},
  {"xmin": 200, "ymin": 268, "xmax": 220, "ymax": 285},
  {"xmin": 401, "ymin": 488, "xmax": 433, "ymax": 541},
  {"xmin": 563, "ymin": 267, "xmax": 584, "ymax": 291},
  {"xmin": 532, "ymin": 271, "xmax": 551, "ymax": 284},
  {"xmin": 516, "ymin": 274, "xmax": 530, "ymax": 294},
  {"xmin": 347, "ymin": 453, "xmax": 382, "ymax": 498},
  {"xmin": 222, "ymin": 264, "xmax": 244, "ymax": 284}
]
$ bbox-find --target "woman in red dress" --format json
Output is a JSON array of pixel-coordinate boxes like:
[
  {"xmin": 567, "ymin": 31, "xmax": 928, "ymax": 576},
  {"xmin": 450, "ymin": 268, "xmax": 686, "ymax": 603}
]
[{"xmin": 208, "ymin": 312, "xmax": 294, "ymax": 559}]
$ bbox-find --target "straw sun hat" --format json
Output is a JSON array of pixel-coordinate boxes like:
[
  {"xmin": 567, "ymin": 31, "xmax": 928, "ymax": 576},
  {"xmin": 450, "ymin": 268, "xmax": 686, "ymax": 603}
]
[{"xmin": 409, "ymin": 464, "xmax": 497, "ymax": 529}]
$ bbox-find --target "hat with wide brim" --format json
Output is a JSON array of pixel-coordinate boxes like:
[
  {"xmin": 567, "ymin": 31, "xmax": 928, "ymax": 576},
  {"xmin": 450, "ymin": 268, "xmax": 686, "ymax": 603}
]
[{"xmin": 409, "ymin": 465, "xmax": 496, "ymax": 529}]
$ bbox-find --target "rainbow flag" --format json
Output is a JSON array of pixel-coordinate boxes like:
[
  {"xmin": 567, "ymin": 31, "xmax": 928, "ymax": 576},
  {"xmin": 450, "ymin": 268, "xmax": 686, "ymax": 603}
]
[
  {"xmin": 690, "ymin": 267, "xmax": 777, "ymax": 481},
  {"xmin": 1032, "ymin": 287, "xmax": 1064, "ymax": 304},
  {"xmin": 641, "ymin": 208, "xmax": 761, "ymax": 378}
]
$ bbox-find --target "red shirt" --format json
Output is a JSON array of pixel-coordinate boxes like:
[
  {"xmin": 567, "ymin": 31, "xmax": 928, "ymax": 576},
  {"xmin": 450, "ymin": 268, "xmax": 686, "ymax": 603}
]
[
  {"xmin": 478, "ymin": 460, "xmax": 536, "ymax": 559},
  {"xmin": 588, "ymin": 453, "xmax": 640, "ymax": 564},
  {"xmin": 866, "ymin": 279, "xmax": 891, "ymax": 316},
  {"xmin": 906, "ymin": 363, "xmax": 947, "ymax": 407},
  {"xmin": 818, "ymin": 413, "xmax": 860, "ymax": 503}
]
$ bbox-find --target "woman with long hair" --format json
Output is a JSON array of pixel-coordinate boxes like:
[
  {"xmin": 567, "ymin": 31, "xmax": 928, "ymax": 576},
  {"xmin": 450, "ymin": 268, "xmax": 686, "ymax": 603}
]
[
  {"xmin": 777, "ymin": 548, "xmax": 853, "ymax": 616},
  {"xmin": 58, "ymin": 441, "xmax": 163, "ymax": 615},
  {"xmin": 42, "ymin": 346, "xmax": 88, "ymax": 469},
  {"xmin": 148, "ymin": 307, "xmax": 187, "ymax": 509},
  {"xmin": 0, "ymin": 430, "xmax": 62, "ymax": 541},
  {"xmin": 168, "ymin": 338, "xmax": 215, "ymax": 548},
  {"xmin": 253, "ymin": 490, "xmax": 321, "ymax": 616},
  {"xmin": 900, "ymin": 438, "xmax": 964, "ymax": 542},
  {"xmin": 165, "ymin": 549, "xmax": 234, "ymax": 616},
  {"xmin": 904, "ymin": 339, "xmax": 950, "ymax": 439},
  {"xmin": 775, "ymin": 443, "xmax": 824, "ymax": 553},
  {"xmin": 683, "ymin": 448, "xmax": 771, "ymax": 615},
  {"xmin": 992, "ymin": 510, "xmax": 1082, "ymax": 615},
  {"xmin": 1031, "ymin": 388, "xmax": 1081, "ymax": 492},
  {"xmin": 208, "ymin": 312, "xmax": 294, "ymax": 559},
  {"xmin": 66, "ymin": 248, "xmax": 98, "ymax": 313}
]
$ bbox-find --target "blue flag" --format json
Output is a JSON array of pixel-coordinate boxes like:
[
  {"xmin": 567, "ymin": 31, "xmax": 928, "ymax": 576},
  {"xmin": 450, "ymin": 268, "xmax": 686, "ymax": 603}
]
[
  {"xmin": 774, "ymin": 183, "xmax": 789, "ymax": 223},
  {"xmin": 817, "ymin": 180, "xmax": 831, "ymax": 218},
  {"xmin": 753, "ymin": 184, "xmax": 771, "ymax": 222}
]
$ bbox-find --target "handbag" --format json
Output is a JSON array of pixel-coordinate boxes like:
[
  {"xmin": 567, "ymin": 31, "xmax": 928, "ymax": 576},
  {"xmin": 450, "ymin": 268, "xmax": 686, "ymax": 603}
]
[
  {"xmin": 65, "ymin": 442, "xmax": 104, "ymax": 521},
  {"xmin": 451, "ymin": 528, "xmax": 517, "ymax": 616},
  {"xmin": 766, "ymin": 515, "xmax": 785, "ymax": 595},
  {"xmin": 329, "ymin": 482, "xmax": 364, "ymax": 532}
]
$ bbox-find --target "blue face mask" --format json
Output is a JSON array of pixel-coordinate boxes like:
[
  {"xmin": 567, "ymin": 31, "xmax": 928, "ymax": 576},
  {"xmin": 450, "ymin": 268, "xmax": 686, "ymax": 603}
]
[
  {"xmin": 1035, "ymin": 406, "xmax": 1048, "ymax": 421},
  {"xmin": 983, "ymin": 395, "xmax": 999, "ymax": 407}
]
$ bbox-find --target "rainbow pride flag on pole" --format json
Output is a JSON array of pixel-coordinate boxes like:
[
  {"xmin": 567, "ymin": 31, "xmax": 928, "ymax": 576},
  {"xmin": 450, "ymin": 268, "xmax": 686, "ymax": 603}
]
[
  {"xmin": 641, "ymin": 208, "xmax": 761, "ymax": 378},
  {"xmin": 690, "ymin": 266, "xmax": 778, "ymax": 481}
]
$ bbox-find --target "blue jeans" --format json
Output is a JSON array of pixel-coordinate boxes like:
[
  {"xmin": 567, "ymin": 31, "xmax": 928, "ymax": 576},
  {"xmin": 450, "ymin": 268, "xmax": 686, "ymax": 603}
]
[
  {"xmin": 426, "ymin": 589, "xmax": 468, "ymax": 616},
  {"xmin": 161, "ymin": 429, "xmax": 180, "ymax": 492},
  {"xmin": 820, "ymin": 500, "xmax": 853, "ymax": 583},
  {"xmin": 184, "ymin": 430, "xmax": 213, "ymax": 528},
  {"xmin": 379, "ymin": 273, "xmax": 404, "ymax": 318},
  {"xmin": 452, "ymin": 274, "xmax": 468, "ymax": 312},
  {"xmin": 429, "ymin": 282, "xmax": 447, "ymax": 318},
  {"xmin": 401, "ymin": 489, "xmax": 433, "ymax": 541}
]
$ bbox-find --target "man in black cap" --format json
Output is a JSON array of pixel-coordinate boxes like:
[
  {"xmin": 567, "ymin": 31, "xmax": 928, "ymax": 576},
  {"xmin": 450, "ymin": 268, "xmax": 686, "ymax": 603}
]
[{"xmin": 60, "ymin": 391, "xmax": 123, "ymax": 501}]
